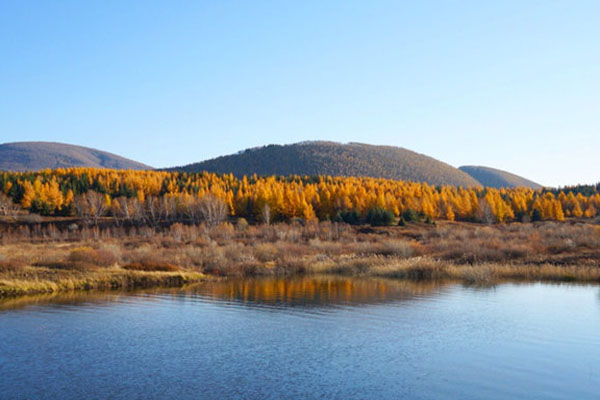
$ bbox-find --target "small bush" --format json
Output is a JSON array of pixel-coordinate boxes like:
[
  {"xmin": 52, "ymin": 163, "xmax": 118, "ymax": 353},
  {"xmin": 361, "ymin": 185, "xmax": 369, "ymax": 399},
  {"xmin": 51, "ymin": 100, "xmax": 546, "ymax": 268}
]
[
  {"xmin": 34, "ymin": 260, "xmax": 97, "ymax": 272},
  {"xmin": 461, "ymin": 266, "xmax": 496, "ymax": 284},
  {"xmin": 308, "ymin": 238, "xmax": 343, "ymax": 255},
  {"xmin": 379, "ymin": 240, "xmax": 414, "ymax": 258},
  {"xmin": 374, "ymin": 259, "xmax": 446, "ymax": 280},
  {"xmin": 366, "ymin": 208, "xmax": 395, "ymax": 226},
  {"xmin": 69, "ymin": 247, "xmax": 99, "ymax": 263},
  {"xmin": 254, "ymin": 243, "xmax": 279, "ymax": 262},
  {"xmin": 401, "ymin": 209, "xmax": 420, "ymax": 223},
  {"xmin": 531, "ymin": 209, "xmax": 543, "ymax": 222},
  {"xmin": 290, "ymin": 217, "xmax": 306, "ymax": 226},
  {"xmin": 274, "ymin": 259, "xmax": 309, "ymax": 275},
  {"xmin": 68, "ymin": 246, "xmax": 119, "ymax": 267},
  {"xmin": 95, "ymin": 247, "xmax": 121, "ymax": 266},
  {"xmin": 333, "ymin": 210, "xmax": 361, "ymax": 225},
  {"xmin": 325, "ymin": 258, "xmax": 380, "ymax": 275},
  {"xmin": 223, "ymin": 243, "xmax": 254, "ymax": 263},
  {"xmin": 122, "ymin": 261, "xmax": 180, "ymax": 272},
  {"xmin": 0, "ymin": 259, "xmax": 26, "ymax": 272},
  {"xmin": 211, "ymin": 223, "xmax": 235, "ymax": 241},
  {"xmin": 236, "ymin": 218, "xmax": 249, "ymax": 231},
  {"xmin": 237, "ymin": 261, "xmax": 264, "ymax": 276}
]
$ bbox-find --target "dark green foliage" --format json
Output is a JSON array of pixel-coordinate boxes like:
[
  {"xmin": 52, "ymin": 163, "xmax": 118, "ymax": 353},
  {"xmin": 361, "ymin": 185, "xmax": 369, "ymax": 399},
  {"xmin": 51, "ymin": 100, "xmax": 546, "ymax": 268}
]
[
  {"xmin": 545, "ymin": 184, "xmax": 600, "ymax": 197},
  {"xmin": 531, "ymin": 208, "xmax": 543, "ymax": 222},
  {"xmin": 366, "ymin": 207, "xmax": 395, "ymax": 226},
  {"xmin": 459, "ymin": 165, "xmax": 541, "ymax": 189},
  {"xmin": 398, "ymin": 217, "xmax": 406, "ymax": 227},
  {"xmin": 515, "ymin": 210, "xmax": 528, "ymax": 223},
  {"xmin": 172, "ymin": 141, "xmax": 481, "ymax": 187},
  {"xmin": 30, "ymin": 198, "xmax": 54, "ymax": 216},
  {"xmin": 333, "ymin": 210, "xmax": 361, "ymax": 225},
  {"xmin": 401, "ymin": 208, "xmax": 420, "ymax": 222}
]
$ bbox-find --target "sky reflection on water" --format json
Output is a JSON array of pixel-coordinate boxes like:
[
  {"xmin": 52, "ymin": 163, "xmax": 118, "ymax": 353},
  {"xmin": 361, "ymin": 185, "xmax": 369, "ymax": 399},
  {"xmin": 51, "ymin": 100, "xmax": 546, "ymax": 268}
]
[{"xmin": 0, "ymin": 277, "xmax": 599, "ymax": 400}]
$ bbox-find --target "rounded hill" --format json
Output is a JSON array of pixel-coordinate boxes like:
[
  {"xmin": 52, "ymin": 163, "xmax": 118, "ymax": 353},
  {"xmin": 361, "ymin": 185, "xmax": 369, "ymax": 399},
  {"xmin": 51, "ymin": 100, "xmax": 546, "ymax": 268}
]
[
  {"xmin": 459, "ymin": 166, "xmax": 542, "ymax": 189},
  {"xmin": 0, "ymin": 142, "xmax": 151, "ymax": 171},
  {"xmin": 173, "ymin": 141, "xmax": 481, "ymax": 187}
]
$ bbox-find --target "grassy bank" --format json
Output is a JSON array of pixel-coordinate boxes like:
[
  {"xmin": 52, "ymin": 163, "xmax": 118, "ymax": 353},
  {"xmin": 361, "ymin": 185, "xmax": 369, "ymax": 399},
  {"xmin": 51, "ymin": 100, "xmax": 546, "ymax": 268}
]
[
  {"xmin": 1, "ymin": 220, "xmax": 599, "ymax": 297},
  {"xmin": 0, "ymin": 266, "xmax": 206, "ymax": 297},
  {"xmin": 312, "ymin": 257, "xmax": 600, "ymax": 284}
]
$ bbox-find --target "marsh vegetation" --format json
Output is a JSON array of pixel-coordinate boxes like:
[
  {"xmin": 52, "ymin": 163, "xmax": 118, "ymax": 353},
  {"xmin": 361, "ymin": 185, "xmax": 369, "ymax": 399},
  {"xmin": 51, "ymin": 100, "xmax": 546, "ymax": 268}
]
[{"xmin": 1, "ymin": 219, "xmax": 599, "ymax": 297}]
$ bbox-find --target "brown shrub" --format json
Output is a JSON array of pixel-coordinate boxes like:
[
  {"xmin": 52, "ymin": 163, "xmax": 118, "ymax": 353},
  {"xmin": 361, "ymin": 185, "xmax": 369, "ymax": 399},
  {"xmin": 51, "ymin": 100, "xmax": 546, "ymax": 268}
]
[
  {"xmin": 323, "ymin": 257, "xmax": 383, "ymax": 275},
  {"xmin": 460, "ymin": 266, "xmax": 497, "ymax": 284},
  {"xmin": 0, "ymin": 259, "xmax": 27, "ymax": 272},
  {"xmin": 178, "ymin": 247, "xmax": 205, "ymax": 268},
  {"xmin": 211, "ymin": 223, "xmax": 235, "ymax": 242},
  {"xmin": 274, "ymin": 241, "xmax": 313, "ymax": 259},
  {"xmin": 274, "ymin": 259, "xmax": 309, "ymax": 275},
  {"xmin": 122, "ymin": 261, "xmax": 180, "ymax": 272},
  {"xmin": 374, "ymin": 258, "xmax": 447, "ymax": 280},
  {"xmin": 377, "ymin": 240, "xmax": 414, "ymax": 257},
  {"xmin": 223, "ymin": 242, "xmax": 254, "ymax": 263},
  {"xmin": 68, "ymin": 246, "xmax": 119, "ymax": 267},
  {"xmin": 236, "ymin": 218, "xmax": 249, "ymax": 232},
  {"xmin": 95, "ymin": 248, "xmax": 120, "ymax": 266},
  {"xmin": 238, "ymin": 261, "xmax": 269, "ymax": 276},
  {"xmin": 69, "ymin": 247, "xmax": 96, "ymax": 262},
  {"xmin": 254, "ymin": 243, "xmax": 279, "ymax": 262},
  {"xmin": 202, "ymin": 258, "xmax": 249, "ymax": 276},
  {"xmin": 34, "ymin": 260, "xmax": 98, "ymax": 272},
  {"xmin": 308, "ymin": 239, "xmax": 344, "ymax": 255},
  {"xmin": 122, "ymin": 245, "xmax": 162, "ymax": 265}
]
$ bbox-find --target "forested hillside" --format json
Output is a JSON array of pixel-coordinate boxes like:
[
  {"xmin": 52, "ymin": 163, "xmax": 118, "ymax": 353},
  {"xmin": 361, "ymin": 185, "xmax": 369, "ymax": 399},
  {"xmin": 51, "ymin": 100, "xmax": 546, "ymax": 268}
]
[
  {"xmin": 0, "ymin": 142, "xmax": 150, "ymax": 171},
  {"xmin": 172, "ymin": 141, "xmax": 481, "ymax": 187}
]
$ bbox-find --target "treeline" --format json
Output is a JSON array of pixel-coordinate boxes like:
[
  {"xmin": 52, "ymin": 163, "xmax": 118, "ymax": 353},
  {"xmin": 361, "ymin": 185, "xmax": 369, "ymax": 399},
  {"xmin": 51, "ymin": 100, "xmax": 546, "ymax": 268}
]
[
  {"xmin": 545, "ymin": 183, "xmax": 600, "ymax": 197},
  {"xmin": 0, "ymin": 168, "xmax": 599, "ymax": 225}
]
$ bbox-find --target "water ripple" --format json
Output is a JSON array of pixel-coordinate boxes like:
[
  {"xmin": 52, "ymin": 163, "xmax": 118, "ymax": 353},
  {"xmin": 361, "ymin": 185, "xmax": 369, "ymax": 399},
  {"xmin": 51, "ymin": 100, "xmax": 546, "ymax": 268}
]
[{"xmin": 0, "ymin": 278, "xmax": 599, "ymax": 400}]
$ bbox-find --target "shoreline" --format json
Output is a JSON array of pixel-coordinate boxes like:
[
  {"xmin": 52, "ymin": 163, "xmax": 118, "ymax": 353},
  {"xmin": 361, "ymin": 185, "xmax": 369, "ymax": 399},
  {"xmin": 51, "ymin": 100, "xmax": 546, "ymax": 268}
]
[
  {"xmin": 1, "ymin": 257, "xmax": 599, "ymax": 299},
  {"xmin": 1, "ymin": 220, "xmax": 599, "ymax": 298},
  {"xmin": 0, "ymin": 269, "xmax": 207, "ymax": 298}
]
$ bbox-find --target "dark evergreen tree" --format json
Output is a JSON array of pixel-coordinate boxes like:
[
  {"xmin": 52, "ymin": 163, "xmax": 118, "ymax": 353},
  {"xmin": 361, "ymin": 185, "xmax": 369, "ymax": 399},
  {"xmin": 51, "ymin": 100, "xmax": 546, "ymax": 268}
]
[{"xmin": 366, "ymin": 207, "xmax": 395, "ymax": 226}]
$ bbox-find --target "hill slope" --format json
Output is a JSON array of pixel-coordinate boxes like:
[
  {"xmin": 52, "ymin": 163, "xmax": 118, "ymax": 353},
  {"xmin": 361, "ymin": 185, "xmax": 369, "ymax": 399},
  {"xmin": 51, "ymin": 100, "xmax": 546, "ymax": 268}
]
[
  {"xmin": 173, "ymin": 141, "xmax": 480, "ymax": 187},
  {"xmin": 459, "ymin": 165, "xmax": 542, "ymax": 189},
  {"xmin": 0, "ymin": 142, "xmax": 151, "ymax": 171}
]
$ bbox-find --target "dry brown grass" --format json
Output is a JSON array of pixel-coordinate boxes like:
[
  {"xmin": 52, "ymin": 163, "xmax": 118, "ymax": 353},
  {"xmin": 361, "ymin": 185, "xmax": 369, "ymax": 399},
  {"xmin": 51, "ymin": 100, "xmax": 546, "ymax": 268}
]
[
  {"xmin": 373, "ymin": 259, "xmax": 600, "ymax": 284},
  {"xmin": 122, "ymin": 262, "xmax": 180, "ymax": 272},
  {"xmin": 0, "ymin": 220, "xmax": 599, "ymax": 297},
  {"xmin": 69, "ymin": 246, "xmax": 120, "ymax": 267},
  {"xmin": 0, "ymin": 265, "xmax": 205, "ymax": 297},
  {"xmin": 424, "ymin": 221, "xmax": 600, "ymax": 266}
]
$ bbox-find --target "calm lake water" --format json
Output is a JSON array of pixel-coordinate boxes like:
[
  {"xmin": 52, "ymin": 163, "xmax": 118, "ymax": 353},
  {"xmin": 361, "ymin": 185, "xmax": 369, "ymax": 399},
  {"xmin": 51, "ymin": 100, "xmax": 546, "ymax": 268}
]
[{"xmin": 0, "ymin": 277, "xmax": 599, "ymax": 400}]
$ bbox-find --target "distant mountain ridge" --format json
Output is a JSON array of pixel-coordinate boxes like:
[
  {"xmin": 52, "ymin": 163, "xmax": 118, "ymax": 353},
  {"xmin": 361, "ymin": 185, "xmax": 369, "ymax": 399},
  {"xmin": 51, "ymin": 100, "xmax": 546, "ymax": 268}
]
[
  {"xmin": 459, "ymin": 165, "xmax": 542, "ymax": 189},
  {"xmin": 1, "ymin": 141, "xmax": 542, "ymax": 189},
  {"xmin": 0, "ymin": 142, "xmax": 151, "ymax": 172},
  {"xmin": 171, "ymin": 141, "xmax": 481, "ymax": 187}
]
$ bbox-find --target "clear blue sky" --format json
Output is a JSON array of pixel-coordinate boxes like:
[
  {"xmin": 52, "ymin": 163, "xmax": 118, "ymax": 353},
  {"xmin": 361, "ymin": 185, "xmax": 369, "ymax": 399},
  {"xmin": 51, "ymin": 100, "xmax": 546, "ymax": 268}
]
[{"xmin": 1, "ymin": 1, "xmax": 598, "ymax": 187}]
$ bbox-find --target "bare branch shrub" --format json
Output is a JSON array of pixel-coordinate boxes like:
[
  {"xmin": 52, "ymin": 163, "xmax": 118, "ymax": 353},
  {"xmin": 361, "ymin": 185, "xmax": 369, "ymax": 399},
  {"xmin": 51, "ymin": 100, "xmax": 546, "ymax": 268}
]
[
  {"xmin": 199, "ymin": 195, "xmax": 227, "ymax": 227},
  {"xmin": 74, "ymin": 191, "xmax": 107, "ymax": 225},
  {"xmin": 0, "ymin": 193, "xmax": 21, "ymax": 220}
]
